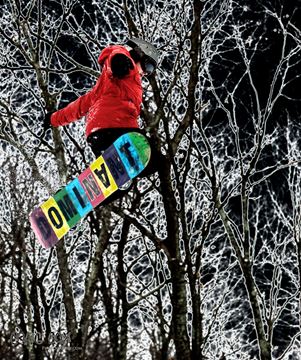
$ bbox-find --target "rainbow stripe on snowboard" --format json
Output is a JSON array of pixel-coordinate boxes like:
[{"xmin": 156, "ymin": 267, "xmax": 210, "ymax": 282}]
[{"xmin": 30, "ymin": 132, "xmax": 151, "ymax": 248}]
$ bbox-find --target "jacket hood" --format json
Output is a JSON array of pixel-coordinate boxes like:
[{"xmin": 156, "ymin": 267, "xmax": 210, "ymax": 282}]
[
  {"xmin": 98, "ymin": 47, "xmax": 112, "ymax": 65},
  {"xmin": 98, "ymin": 45, "xmax": 131, "ymax": 65}
]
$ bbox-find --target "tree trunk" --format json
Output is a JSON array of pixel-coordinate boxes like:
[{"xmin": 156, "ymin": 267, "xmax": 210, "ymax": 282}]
[
  {"xmin": 77, "ymin": 207, "xmax": 112, "ymax": 356},
  {"xmin": 56, "ymin": 242, "xmax": 77, "ymax": 344},
  {"xmin": 242, "ymin": 262, "xmax": 272, "ymax": 360},
  {"xmin": 219, "ymin": 206, "xmax": 271, "ymax": 360},
  {"xmin": 191, "ymin": 281, "xmax": 202, "ymax": 360},
  {"xmin": 169, "ymin": 259, "xmax": 191, "ymax": 360},
  {"xmin": 117, "ymin": 219, "xmax": 131, "ymax": 360},
  {"xmin": 99, "ymin": 261, "xmax": 119, "ymax": 360},
  {"xmin": 157, "ymin": 151, "xmax": 191, "ymax": 358}
]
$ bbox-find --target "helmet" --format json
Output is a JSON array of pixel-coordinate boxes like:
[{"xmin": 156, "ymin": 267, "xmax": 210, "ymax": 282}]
[{"xmin": 126, "ymin": 38, "xmax": 159, "ymax": 75}]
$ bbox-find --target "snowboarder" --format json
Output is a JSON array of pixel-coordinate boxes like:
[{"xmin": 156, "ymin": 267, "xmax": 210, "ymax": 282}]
[{"xmin": 43, "ymin": 38, "xmax": 160, "ymax": 202}]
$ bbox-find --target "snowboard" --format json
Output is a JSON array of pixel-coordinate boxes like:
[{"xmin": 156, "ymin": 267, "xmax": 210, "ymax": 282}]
[{"xmin": 30, "ymin": 132, "xmax": 151, "ymax": 249}]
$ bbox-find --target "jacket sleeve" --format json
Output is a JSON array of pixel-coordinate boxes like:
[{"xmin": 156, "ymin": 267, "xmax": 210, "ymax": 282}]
[{"xmin": 50, "ymin": 79, "xmax": 99, "ymax": 127}]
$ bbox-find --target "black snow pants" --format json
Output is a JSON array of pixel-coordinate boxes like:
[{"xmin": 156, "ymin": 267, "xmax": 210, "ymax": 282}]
[{"xmin": 86, "ymin": 128, "xmax": 159, "ymax": 205}]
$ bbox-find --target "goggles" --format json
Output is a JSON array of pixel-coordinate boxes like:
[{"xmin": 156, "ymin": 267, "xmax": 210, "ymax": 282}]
[
  {"xmin": 141, "ymin": 56, "xmax": 156, "ymax": 76},
  {"xmin": 129, "ymin": 46, "xmax": 156, "ymax": 76}
]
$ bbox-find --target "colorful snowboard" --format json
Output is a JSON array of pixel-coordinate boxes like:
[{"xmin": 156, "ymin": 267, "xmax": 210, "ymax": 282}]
[{"xmin": 30, "ymin": 132, "xmax": 151, "ymax": 248}]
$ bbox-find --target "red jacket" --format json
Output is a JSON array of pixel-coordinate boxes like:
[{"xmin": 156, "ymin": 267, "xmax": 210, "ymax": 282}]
[{"xmin": 51, "ymin": 45, "xmax": 142, "ymax": 137}]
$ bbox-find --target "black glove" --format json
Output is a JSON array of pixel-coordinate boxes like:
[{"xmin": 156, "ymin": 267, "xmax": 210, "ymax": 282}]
[
  {"xmin": 43, "ymin": 112, "xmax": 54, "ymax": 132},
  {"xmin": 111, "ymin": 54, "xmax": 134, "ymax": 78}
]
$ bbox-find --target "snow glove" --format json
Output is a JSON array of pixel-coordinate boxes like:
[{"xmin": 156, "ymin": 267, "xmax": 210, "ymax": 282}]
[{"xmin": 111, "ymin": 54, "xmax": 134, "ymax": 78}]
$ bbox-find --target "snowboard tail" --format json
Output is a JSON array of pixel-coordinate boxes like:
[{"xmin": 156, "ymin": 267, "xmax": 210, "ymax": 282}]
[{"xmin": 30, "ymin": 132, "xmax": 151, "ymax": 248}]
